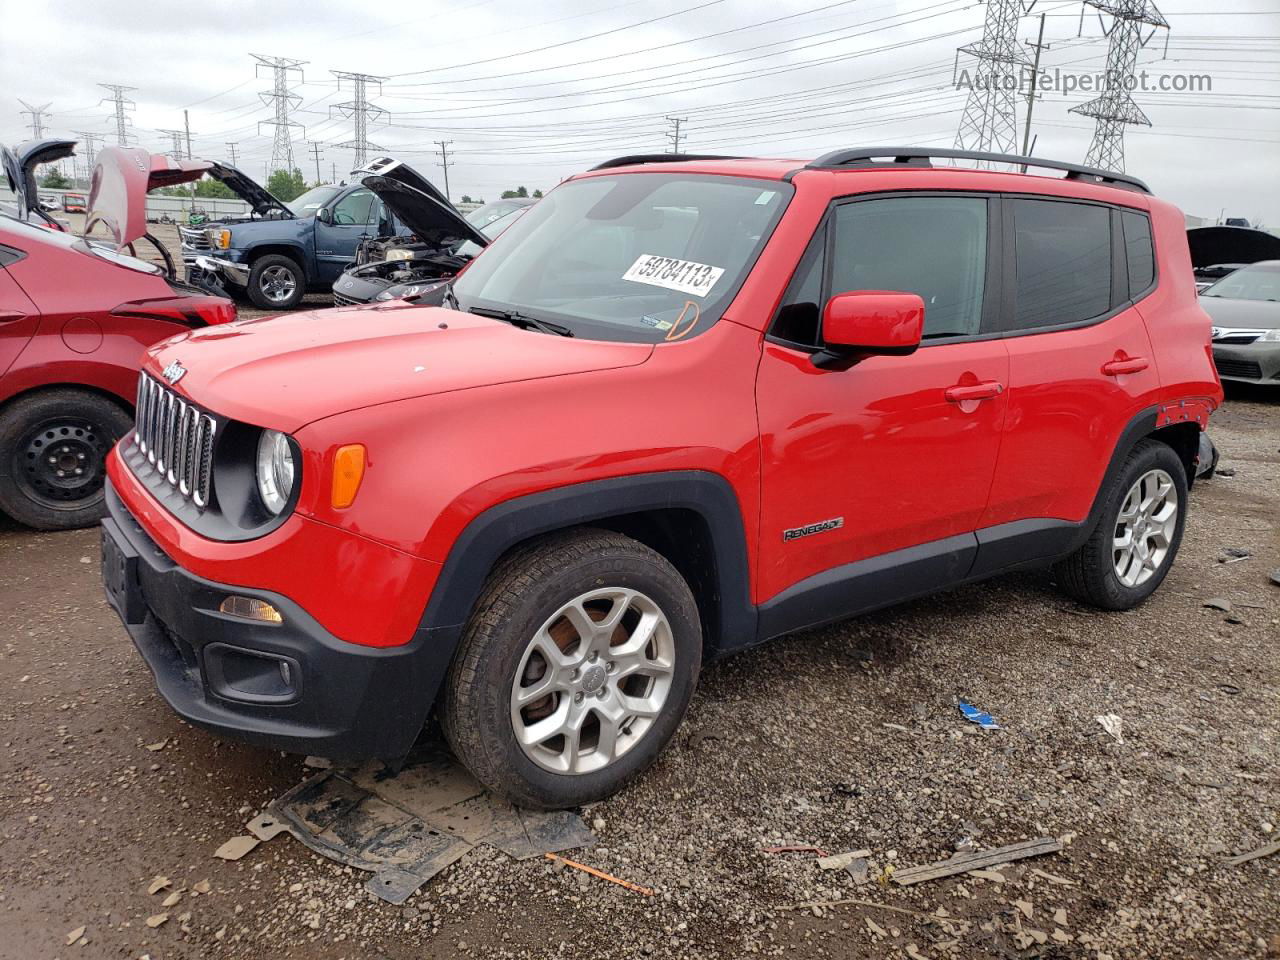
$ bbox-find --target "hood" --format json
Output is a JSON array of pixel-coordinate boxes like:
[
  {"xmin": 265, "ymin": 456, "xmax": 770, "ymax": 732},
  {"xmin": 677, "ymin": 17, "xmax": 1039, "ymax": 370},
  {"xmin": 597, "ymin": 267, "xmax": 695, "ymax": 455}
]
[
  {"xmin": 142, "ymin": 305, "xmax": 652, "ymax": 432},
  {"xmin": 1200, "ymin": 295, "xmax": 1280, "ymax": 330},
  {"xmin": 2, "ymin": 138, "xmax": 76, "ymax": 222},
  {"xmin": 1188, "ymin": 226, "xmax": 1280, "ymax": 270},
  {"xmin": 206, "ymin": 161, "xmax": 293, "ymax": 218},
  {"xmin": 87, "ymin": 146, "xmax": 213, "ymax": 247},
  {"xmin": 358, "ymin": 156, "xmax": 490, "ymax": 248}
]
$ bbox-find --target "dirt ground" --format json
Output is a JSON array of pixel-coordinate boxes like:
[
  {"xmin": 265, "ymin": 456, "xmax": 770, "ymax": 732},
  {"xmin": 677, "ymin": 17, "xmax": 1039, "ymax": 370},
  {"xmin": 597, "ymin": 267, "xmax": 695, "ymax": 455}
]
[{"xmin": 0, "ymin": 378, "xmax": 1276, "ymax": 960}]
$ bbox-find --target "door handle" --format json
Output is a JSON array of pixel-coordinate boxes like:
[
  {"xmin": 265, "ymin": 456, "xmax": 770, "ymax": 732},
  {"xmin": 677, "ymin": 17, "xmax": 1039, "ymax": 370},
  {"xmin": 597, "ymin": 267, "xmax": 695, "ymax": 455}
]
[
  {"xmin": 0, "ymin": 310, "xmax": 27, "ymax": 324},
  {"xmin": 1102, "ymin": 356, "xmax": 1149, "ymax": 376},
  {"xmin": 945, "ymin": 381, "xmax": 1005, "ymax": 403}
]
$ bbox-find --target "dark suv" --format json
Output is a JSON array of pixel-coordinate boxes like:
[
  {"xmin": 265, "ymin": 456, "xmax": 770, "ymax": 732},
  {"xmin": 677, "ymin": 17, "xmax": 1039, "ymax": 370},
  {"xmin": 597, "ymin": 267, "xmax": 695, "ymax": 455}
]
[{"xmin": 104, "ymin": 148, "xmax": 1221, "ymax": 810}]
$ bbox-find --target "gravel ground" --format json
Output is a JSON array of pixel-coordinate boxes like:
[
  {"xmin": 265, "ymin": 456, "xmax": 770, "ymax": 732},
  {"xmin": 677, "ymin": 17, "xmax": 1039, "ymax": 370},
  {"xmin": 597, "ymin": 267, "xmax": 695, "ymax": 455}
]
[{"xmin": 0, "ymin": 388, "xmax": 1276, "ymax": 960}]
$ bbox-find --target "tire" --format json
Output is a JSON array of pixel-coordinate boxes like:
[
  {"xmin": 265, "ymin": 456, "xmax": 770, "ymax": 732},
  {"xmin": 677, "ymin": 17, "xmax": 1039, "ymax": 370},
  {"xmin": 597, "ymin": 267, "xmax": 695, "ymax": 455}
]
[
  {"xmin": 440, "ymin": 528, "xmax": 702, "ymax": 810},
  {"xmin": 1054, "ymin": 439, "xmax": 1188, "ymax": 611},
  {"xmin": 0, "ymin": 389, "xmax": 132, "ymax": 530},
  {"xmin": 246, "ymin": 254, "xmax": 306, "ymax": 310}
]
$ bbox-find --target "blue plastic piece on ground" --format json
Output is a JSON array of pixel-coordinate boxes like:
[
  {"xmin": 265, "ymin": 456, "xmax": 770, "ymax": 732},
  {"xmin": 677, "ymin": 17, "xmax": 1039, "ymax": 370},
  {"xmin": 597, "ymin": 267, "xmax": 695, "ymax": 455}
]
[{"xmin": 958, "ymin": 700, "xmax": 1001, "ymax": 730}]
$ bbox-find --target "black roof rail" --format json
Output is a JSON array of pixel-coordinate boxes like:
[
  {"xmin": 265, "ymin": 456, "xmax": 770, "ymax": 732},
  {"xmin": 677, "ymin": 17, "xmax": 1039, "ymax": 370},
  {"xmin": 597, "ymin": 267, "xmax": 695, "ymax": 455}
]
[
  {"xmin": 803, "ymin": 146, "xmax": 1150, "ymax": 194},
  {"xmin": 591, "ymin": 153, "xmax": 743, "ymax": 171}
]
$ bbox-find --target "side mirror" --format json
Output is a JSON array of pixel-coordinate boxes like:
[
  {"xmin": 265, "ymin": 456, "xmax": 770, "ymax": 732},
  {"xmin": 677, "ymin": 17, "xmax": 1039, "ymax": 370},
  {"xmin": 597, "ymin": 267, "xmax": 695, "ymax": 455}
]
[
  {"xmin": 315, "ymin": 207, "xmax": 331, "ymax": 224},
  {"xmin": 816, "ymin": 291, "xmax": 925, "ymax": 368}
]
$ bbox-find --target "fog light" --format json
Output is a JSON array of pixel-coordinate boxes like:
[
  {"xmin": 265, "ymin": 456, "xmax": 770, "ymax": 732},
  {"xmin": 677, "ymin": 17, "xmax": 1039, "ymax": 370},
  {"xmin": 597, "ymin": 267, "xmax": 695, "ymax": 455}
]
[{"xmin": 219, "ymin": 596, "xmax": 283, "ymax": 624}]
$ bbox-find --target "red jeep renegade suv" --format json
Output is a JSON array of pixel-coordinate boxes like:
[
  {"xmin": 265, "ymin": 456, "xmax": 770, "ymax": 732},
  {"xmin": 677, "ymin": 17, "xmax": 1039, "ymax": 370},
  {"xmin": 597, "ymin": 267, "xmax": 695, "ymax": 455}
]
[{"xmin": 101, "ymin": 148, "xmax": 1221, "ymax": 809}]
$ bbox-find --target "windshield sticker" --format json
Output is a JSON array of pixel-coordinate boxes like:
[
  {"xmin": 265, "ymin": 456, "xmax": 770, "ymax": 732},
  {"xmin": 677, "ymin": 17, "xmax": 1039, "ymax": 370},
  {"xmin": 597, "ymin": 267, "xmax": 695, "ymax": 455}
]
[
  {"xmin": 639, "ymin": 315, "xmax": 674, "ymax": 330},
  {"xmin": 622, "ymin": 255, "xmax": 725, "ymax": 298}
]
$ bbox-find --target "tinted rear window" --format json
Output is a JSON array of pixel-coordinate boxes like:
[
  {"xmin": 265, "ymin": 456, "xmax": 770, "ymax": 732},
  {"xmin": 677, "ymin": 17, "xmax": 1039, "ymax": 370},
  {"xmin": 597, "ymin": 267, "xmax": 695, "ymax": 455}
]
[{"xmin": 1011, "ymin": 199, "xmax": 1112, "ymax": 329}]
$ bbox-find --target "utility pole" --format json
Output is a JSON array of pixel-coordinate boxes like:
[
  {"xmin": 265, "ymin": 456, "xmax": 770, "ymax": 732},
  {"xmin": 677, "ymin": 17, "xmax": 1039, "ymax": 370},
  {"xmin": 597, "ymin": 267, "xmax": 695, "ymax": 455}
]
[
  {"xmin": 330, "ymin": 71, "xmax": 388, "ymax": 169},
  {"xmin": 183, "ymin": 109, "xmax": 193, "ymax": 159},
  {"xmin": 18, "ymin": 100, "xmax": 52, "ymax": 139},
  {"xmin": 307, "ymin": 142, "xmax": 324, "ymax": 184},
  {"xmin": 225, "ymin": 142, "xmax": 239, "ymax": 166},
  {"xmin": 1020, "ymin": 12, "xmax": 1049, "ymax": 168},
  {"xmin": 664, "ymin": 116, "xmax": 688, "ymax": 154},
  {"xmin": 331, "ymin": 161, "xmax": 337, "ymax": 183},
  {"xmin": 434, "ymin": 140, "xmax": 453, "ymax": 201},
  {"xmin": 1070, "ymin": 0, "xmax": 1169, "ymax": 172},
  {"xmin": 98, "ymin": 83, "xmax": 137, "ymax": 145},
  {"xmin": 252, "ymin": 54, "xmax": 307, "ymax": 175}
]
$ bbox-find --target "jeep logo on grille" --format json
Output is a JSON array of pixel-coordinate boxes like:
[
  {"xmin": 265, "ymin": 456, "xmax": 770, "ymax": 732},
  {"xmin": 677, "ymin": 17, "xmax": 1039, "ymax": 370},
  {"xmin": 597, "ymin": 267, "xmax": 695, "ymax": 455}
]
[{"xmin": 161, "ymin": 360, "xmax": 187, "ymax": 385}]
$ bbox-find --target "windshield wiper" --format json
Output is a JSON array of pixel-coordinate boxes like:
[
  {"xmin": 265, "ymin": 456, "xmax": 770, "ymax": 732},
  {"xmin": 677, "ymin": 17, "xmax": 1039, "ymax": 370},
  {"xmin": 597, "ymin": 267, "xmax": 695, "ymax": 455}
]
[{"xmin": 469, "ymin": 305, "xmax": 574, "ymax": 337}]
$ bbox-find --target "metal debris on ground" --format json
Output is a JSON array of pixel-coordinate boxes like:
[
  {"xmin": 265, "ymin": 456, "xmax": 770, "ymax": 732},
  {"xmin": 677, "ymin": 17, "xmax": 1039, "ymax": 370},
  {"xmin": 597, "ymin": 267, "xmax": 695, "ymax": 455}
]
[
  {"xmin": 544, "ymin": 853, "xmax": 654, "ymax": 895},
  {"xmin": 1224, "ymin": 840, "xmax": 1280, "ymax": 867},
  {"xmin": 212, "ymin": 835, "xmax": 260, "ymax": 861},
  {"xmin": 244, "ymin": 747, "xmax": 595, "ymax": 904},
  {"xmin": 1202, "ymin": 598, "xmax": 1232, "ymax": 612},
  {"xmin": 892, "ymin": 837, "xmax": 1063, "ymax": 886},
  {"xmin": 958, "ymin": 701, "xmax": 1001, "ymax": 730},
  {"xmin": 1095, "ymin": 714, "xmax": 1125, "ymax": 743}
]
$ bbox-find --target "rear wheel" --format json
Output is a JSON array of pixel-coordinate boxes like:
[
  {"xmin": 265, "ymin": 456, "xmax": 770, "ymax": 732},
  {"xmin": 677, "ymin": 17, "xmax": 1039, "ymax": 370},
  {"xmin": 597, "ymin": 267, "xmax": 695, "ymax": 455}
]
[
  {"xmin": 441, "ymin": 529, "xmax": 702, "ymax": 809},
  {"xmin": 1054, "ymin": 439, "xmax": 1188, "ymax": 610},
  {"xmin": 246, "ymin": 254, "xmax": 306, "ymax": 310},
  {"xmin": 0, "ymin": 389, "xmax": 132, "ymax": 530}
]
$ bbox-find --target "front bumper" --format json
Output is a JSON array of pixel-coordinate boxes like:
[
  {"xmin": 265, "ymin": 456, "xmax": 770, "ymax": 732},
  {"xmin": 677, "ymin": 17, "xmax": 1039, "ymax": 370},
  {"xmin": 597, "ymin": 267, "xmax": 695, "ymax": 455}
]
[
  {"xmin": 1213, "ymin": 342, "xmax": 1280, "ymax": 384},
  {"xmin": 187, "ymin": 254, "xmax": 249, "ymax": 295},
  {"xmin": 101, "ymin": 480, "xmax": 435, "ymax": 761}
]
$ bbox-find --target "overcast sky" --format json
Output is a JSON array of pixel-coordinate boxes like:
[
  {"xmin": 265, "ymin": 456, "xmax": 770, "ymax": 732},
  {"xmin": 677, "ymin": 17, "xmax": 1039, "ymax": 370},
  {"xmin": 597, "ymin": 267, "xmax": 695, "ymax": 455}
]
[{"xmin": 3, "ymin": 0, "xmax": 1278, "ymax": 223}]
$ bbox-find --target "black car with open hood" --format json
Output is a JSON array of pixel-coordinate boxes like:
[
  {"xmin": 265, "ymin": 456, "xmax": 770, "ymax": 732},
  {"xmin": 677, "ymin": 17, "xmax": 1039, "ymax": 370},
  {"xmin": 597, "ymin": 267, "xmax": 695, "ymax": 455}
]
[{"xmin": 333, "ymin": 158, "xmax": 533, "ymax": 306}]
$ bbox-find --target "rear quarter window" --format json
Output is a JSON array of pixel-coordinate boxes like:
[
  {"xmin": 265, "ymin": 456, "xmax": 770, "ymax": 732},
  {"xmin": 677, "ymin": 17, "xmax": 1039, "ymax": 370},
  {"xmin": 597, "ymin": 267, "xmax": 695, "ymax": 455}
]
[{"xmin": 1121, "ymin": 210, "xmax": 1155, "ymax": 297}]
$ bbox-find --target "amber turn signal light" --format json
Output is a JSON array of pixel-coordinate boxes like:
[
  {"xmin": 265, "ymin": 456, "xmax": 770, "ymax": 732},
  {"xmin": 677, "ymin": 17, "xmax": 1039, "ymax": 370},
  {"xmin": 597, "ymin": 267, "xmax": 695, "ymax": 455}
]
[
  {"xmin": 218, "ymin": 596, "xmax": 283, "ymax": 624},
  {"xmin": 331, "ymin": 444, "xmax": 366, "ymax": 509}
]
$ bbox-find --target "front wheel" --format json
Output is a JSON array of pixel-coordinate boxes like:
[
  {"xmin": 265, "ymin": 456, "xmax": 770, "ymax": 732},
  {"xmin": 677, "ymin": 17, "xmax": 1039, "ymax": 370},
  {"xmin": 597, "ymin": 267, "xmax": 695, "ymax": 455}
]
[
  {"xmin": 246, "ymin": 254, "xmax": 306, "ymax": 310},
  {"xmin": 0, "ymin": 389, "xmax": 132, "ymax": 530},
  {"xmin": 440, "ymin": 529, "xmax": 702, "ymax": 809},
  {"xmin": 1054, "ymin": 438, "xmax": 1188, "ymax": 610}
]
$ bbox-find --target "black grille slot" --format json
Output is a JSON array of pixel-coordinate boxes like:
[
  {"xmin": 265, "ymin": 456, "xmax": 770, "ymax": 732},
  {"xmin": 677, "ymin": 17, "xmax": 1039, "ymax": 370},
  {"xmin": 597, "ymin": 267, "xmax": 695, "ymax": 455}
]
[
  {"xmin": 1214, "ymin": 358, "xmax": 1262, "ymax": 380},
  {"xmin": 130, "ymin": 373, "xmax": 218, "ymax": 508}
]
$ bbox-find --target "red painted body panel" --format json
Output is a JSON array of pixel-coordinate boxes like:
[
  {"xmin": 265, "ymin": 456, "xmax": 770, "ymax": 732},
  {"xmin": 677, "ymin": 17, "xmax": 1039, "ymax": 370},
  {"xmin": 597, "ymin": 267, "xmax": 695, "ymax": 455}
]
[{"xmin": 107, "ymin": 157, "xmax": 1223, "ymax": 651}]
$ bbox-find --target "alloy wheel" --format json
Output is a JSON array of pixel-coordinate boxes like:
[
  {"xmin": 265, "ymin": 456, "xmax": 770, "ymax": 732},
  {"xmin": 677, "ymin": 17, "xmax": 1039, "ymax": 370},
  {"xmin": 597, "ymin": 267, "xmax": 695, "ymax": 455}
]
[
  {"xmin": 260, "ymin": 265, "xmax": 297, "ymax": 303},
  {"xmin": 1113, "ymin": 468, "xmax": 1178, "ymax": 588},
  {"xmin": 510, "ymin": 587, "xmax": 675, "ymax": 775}
]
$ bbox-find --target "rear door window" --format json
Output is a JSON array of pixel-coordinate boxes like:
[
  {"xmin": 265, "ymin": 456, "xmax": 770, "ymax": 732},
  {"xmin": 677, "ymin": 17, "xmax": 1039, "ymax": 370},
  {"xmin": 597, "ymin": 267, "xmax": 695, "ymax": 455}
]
[{"xmin": 1008, "ymin": 199, "xmax": 1112, "ymax": 329}]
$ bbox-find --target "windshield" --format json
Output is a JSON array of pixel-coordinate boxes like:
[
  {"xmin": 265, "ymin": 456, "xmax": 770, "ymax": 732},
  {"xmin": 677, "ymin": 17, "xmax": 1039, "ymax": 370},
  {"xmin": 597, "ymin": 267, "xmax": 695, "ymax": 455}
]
[
  {"xmin": 1202, "ymin": 263, "xmax": 1280, "ymax": 301},
  {"xmin": 286, "ymin": 185, "xmax": 343, "ymax": 217},
  {"xmin": 465, "ymin": 199, "xmax": 530, "ymax": 229},
  {"xmin": 456, "ymin": 206, "xmax": 527, "ymax": 259},
  {"xmin": 451, "ymin": 173, "xmax": 792, "ymax": 343}
]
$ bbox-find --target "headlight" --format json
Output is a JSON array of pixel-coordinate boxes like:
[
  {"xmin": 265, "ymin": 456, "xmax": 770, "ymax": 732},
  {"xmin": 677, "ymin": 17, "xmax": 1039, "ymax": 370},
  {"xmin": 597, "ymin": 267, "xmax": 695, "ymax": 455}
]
[
  {"xmin": 385, "ymin": 248, "xmax": 414, "ymax": 262},
  {"xmin": 374, "ymin": 282, "xmax": 443, "ymax": 302},
  {"xmin": 205, "ymin": 228, "xmax": 232, "ymax": 249},
  {"xmin": 256, "ymin": 429, "xmax": 296, "ymax": 515}
]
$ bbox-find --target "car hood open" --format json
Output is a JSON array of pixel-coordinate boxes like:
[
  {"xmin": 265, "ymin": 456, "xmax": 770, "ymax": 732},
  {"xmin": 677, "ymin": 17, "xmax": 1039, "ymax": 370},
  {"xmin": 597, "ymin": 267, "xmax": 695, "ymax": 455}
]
[
  {"xmin": 87, "ymin": 148, "xmax": 294, "ymax": 247},
  {"xmin": 1188, "ymin": 226, "xmax": 1280, "ymax": 270},
  {"xmin": 2, "ymin": 138, "xmax": 76, "ymax": 222},
  {"xmin": 357, "ymin": 156, "xmax": 490, "ymax": 249},
  {"xmin": 141, "ymin": 304, "xmax": 652, "ymax": 432}
]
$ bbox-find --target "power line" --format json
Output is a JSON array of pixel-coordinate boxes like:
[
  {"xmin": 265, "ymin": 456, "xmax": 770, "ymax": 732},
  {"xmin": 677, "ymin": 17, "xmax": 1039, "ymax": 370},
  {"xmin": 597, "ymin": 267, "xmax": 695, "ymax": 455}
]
[
  {"xmin": 330, "ymin": 71, "xmax": 387, "ymax": 168},
  {"xmin": 226, "ymin": 142, "xmax": 240, "ymax": 166},
  {"xmin": 18, "ymin": 100, "xmax": 52, "ymax": 139},
  {"xmin": 308, "ymin": 141, "xmax": 324, "ymax": 183},
  {"xmin": 98, "ymin": 83, "xmax": 137, "ymax": 145},
  {"xmin": 252, "ymin": 53, "xmax": 307, "ymax": 174}
]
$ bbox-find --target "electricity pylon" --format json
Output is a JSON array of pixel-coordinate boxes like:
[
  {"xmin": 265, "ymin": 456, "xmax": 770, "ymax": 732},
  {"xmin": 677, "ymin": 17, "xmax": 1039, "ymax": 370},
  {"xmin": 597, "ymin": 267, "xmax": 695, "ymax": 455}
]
[
  {"xmin": 330, "ymin": 71, "xmax": 388, "ymax": 169},
  {"xmin": 99, "ymin": 83, "xmax": 137, "ymax": 145},
  {"xmin": 953, "ymin": 0, "xmax": 1032, "ymax": 167},
  {"xmin": 252, "ymin": 54, "xmax": 307, "ymax": 175}
]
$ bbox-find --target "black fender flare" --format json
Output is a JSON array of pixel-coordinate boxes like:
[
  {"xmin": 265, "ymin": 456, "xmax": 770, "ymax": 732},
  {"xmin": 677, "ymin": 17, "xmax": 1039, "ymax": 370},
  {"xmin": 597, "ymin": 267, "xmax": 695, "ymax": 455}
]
[{"xmin": 404, "ymin": 470, "xmax": 757, "ymax": 726}]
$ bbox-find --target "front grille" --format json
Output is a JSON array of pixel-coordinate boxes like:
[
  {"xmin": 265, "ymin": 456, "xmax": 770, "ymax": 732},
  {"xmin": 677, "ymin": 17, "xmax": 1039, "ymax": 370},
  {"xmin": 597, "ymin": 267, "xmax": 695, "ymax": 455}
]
[
  {"xmin": 333, "ymin": 291, "xmax": 364, "ymax": 307},
  {"xmin": 1214, "ymin": 358, "xmax": 1263, "ymax": 380},
  {"xmin": 132, "ymin": 373, "xmax": 218, "ymax": 508},
  {"xmin": 179, "ymin": 226, "xmax": 211, "ymax": 251}
]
